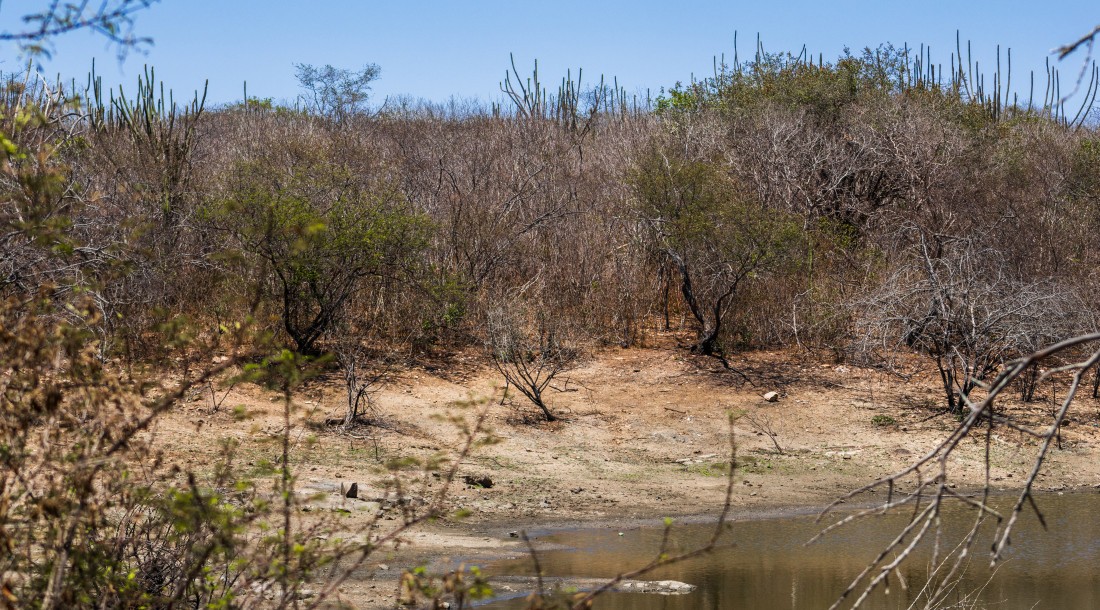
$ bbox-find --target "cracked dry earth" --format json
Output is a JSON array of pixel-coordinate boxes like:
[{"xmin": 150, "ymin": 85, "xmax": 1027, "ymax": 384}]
[{"xmin": 155, "ymin": 341, "xmax": 1100, "ymax": 608}]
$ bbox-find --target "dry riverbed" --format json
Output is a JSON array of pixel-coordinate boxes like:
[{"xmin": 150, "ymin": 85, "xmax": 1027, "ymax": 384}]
[{"xmin": 158, "ymin": 340, "xmax": 1100, "ymax": 608}]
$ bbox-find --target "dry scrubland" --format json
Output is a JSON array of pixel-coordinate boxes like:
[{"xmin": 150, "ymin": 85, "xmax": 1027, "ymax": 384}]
[{"xmin": 8, "ymin": 37, "xmax": 1100, "ymax": 608}]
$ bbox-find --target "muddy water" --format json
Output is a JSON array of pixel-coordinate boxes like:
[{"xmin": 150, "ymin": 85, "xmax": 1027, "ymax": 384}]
[{"xmin": 482, "ymin": 492, "xmax": 1100, "ymax": 609}]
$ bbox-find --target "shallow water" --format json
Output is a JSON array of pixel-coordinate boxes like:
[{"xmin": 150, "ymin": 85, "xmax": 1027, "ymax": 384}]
[{"xmin": 480, "ymin": 492, "xmax": 1100, "ymax": 609}]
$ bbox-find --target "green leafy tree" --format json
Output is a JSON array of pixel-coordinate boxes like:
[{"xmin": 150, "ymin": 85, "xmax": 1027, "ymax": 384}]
[
  {"xmin": 216, "ymin": 157, "xmax": 430, "ymax": 356},
  {"xmin": 632, "ymin": 145, "xmax": 804, "ymax": 358},
  {"xmin": 656, "ymin": 45, "xmax": 908, "ymax": 120}
]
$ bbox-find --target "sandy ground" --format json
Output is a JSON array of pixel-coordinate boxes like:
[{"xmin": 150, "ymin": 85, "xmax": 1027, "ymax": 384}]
[{"xmin": 155, "ymin": 338, "xmax": 1100, "ymax": 608}]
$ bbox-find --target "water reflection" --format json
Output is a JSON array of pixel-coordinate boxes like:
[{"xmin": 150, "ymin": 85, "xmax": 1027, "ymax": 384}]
[{"xmin": 482, "ymin": 492, "xmax": 1100, "ymax": 609}]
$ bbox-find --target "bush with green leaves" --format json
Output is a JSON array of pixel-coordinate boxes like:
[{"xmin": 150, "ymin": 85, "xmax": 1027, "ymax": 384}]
[
  {"xmin": 212, "ymin": 153, "xmax": 430, "ymax": 356},
  {"xmin": 0, "ymin": 293, "xmax": 489, "ymax": 608},
  {"xmin": 0, "ymin": 295, "xmax": 265, "ymax": 609},
  {"xmin": 656, "ymin": 44, "xmax": 909, "ymax": 120},
  {"xmin": 631, "ymin": 142, "xmax": 805, "ymax": 358}
]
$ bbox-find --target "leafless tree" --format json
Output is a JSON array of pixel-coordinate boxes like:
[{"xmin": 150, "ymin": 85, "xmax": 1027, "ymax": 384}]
[
  {"xmin": 485, "ymin": 292, "xmax": 580, "ymax": 422},
  {"xmin": 853, "ymin": 229, "xmax": 1083, "ymax": 413},
  {"xmin": 326, "ymin": 314, "xmax": 399, "ymax": 430},
  {"xmin": 294, "ymin": 63, "xmax": 380, "ymax": 121},
  {"xmin": 741, "ymin": 410, "xmax": 784, "ymax": 454}
]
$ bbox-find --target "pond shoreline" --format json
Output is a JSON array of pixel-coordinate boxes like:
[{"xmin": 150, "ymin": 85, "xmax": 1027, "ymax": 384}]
[
  {"xmin": 164, "ymin": 345, "xmax": 1100, "ymax": 608},
  {"xmin": 397, "ymin": 487, "xmax": 1100, "ymax": 603},
  {"xmin": 469, "ymin": 490, "xmax": 1100, "ymax": 609},
  {"xmin": 465, "ymin": 485, "xmax": 1088, "ymax": 540}
]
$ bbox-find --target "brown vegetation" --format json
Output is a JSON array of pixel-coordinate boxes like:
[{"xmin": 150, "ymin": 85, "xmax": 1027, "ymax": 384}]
[{"xmin": 6, "ymin": 26, "xmax": 1100, "ymax": 608}]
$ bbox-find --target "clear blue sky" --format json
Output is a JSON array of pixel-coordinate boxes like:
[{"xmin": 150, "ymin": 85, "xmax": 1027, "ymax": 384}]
[{"xmin": 1, "ymin": 1, "xmax": 1098, "ymax": 109}]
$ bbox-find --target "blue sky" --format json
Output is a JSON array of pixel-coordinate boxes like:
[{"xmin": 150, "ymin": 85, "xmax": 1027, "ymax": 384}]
[{"xmin": 1, "ymin": 1, "xmax": 1098, "ymax": 109}]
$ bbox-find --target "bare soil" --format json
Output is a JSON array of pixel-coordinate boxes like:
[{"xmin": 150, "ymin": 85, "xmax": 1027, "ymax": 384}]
[{"xmin": 157, "ymin": 338, "xmax": 1100, "ymax": 608}]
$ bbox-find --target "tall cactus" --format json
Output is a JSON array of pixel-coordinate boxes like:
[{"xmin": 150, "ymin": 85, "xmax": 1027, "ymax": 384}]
[{"xmin": 85, "ymin": 63, "xmax": 207, "ymax": 226}]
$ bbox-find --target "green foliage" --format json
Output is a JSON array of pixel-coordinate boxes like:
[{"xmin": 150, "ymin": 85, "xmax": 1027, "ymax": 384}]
[
  {"xmin": 870, "ymin": 414, "xmax": 897, "ymax": 427},
  {"xmin": 1069, "ymin": 137, "xmax": 1100, "ymax": 200},
  {"xmin": 684, "ymin": 462, "xmax": 732, "ymax": 477},
  {"xmin": 657, "ymin": 44, "xmax": 910, "ymax": 120},
  {"xmin": 632, "ymin": 144, "xmax": 805, "ymax": 353},
  {"xmin": 0, "ymin": 293, "xmax": 296, "ymax": 608},
  {"xmin": 238, "ymin": 96, "xmax": 275, "ymax": 112},
  {"xmin": 399, "ymin": 564, "xmax": 493, "ymax": 608},
  {"xmin": 654, "ymin": 41, "xmax": 1076, "ymax": 132},
  {"xmin": 635, "ymin": 155, "xmax": 791, "ymax": 270},
  {"xmin": 212, "ymin": 155, "xmax": 431, "ymax": 355},
  {"xmin": 737, "ymin": 454, "xmax": 773, "ymax": 474},
  {"xmin": 632, "ymin": 148, "xmax": 803, "ymax": 274}
]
